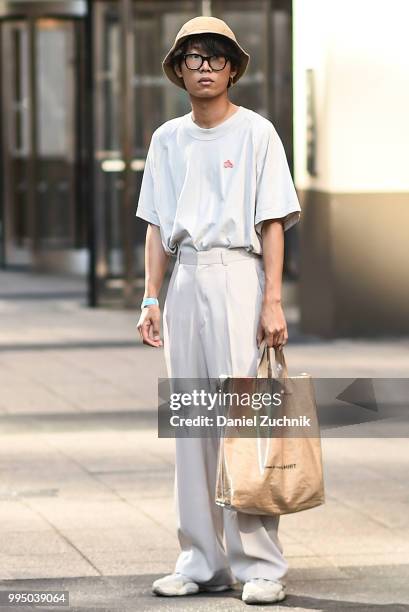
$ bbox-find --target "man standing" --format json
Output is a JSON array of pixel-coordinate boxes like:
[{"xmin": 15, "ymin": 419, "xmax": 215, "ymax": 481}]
[{"xmin": 136, "ymin": 16, "xmax": 301, "ymax": 605}]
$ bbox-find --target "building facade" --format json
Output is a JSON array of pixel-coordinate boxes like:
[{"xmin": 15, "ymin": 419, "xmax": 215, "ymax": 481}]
[
  {"xmin": 1, "ymin": 0, "xmax": 406, "ymax": 335},
  {"xmin": 293, "ymin": 0, "xmax": 409, "ymax": 336},
  {"xmin": 0, "ymin": 0, "xmax": 297, "ymax": 304}
]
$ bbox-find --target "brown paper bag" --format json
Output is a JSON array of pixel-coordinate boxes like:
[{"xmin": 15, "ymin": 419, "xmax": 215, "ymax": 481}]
[{"xmin": 215, "ymin": 341, "xmax": 325, "ymax": 515}]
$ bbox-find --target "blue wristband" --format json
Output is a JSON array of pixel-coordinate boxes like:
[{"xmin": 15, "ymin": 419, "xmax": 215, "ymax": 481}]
[{"xmin": 141, "ymin": 297, "xmax": 159, "ymax": 309}]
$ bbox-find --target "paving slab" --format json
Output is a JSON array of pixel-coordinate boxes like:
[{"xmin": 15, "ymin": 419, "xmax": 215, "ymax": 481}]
[{"xmin": 1, "ymin": 269, "xmax": 408, "ymax": 610}]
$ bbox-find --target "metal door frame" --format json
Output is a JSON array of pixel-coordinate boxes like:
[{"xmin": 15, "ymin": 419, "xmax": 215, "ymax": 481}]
[{"xmin": 0, "ymin": 0, "xmax": 98, "ymax": 306}]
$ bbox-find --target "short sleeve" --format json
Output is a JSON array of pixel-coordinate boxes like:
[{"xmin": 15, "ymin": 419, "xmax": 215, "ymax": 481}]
[
  {"xmin": 135, "ymin": 136, "xmax": 160, "ymax": 226},
  {"xmin": 254, "ymin": 123, "xmax": 301, "ymax": 236}
]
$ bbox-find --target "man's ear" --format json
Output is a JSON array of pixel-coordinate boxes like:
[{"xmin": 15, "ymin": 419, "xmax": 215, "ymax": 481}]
[
  {"xmin": 229, "ymin": 62, "xmax": 238, "ymax": 80},
  {"xmin": 174, "ymin": 63, "xmax": 183, "ymax": 79}
]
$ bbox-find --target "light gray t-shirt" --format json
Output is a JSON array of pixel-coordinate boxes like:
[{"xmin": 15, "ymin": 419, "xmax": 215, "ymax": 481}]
[{"xmin": 135, "ymin": 105, "xmax": 301, "ymax": 256}]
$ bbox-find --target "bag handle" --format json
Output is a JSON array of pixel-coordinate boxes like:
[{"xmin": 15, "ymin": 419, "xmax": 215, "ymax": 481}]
[{"xmin": 257, "ymin": 339, "xmax": 289, "ymax": 379}]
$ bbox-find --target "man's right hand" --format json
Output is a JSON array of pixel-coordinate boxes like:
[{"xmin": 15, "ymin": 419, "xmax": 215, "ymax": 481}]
[{"xmin": 136, "ymin": 305, "xmax": 163, "ymax": 347}]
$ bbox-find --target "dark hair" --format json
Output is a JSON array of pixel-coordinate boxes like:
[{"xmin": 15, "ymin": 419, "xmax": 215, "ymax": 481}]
[{"xmin": 171, "ymin": 33, "xmax": 241, "ymax": 88}]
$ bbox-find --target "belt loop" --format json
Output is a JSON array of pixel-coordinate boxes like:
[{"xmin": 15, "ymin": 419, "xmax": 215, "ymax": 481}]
[{"xmin": 221, "ymin": 250, "xmax": 228, "ymax": 266}]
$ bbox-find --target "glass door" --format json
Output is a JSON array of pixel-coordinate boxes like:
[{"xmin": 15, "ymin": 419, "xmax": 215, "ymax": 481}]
[{"xmin": 0, "ymin": 15, "xmax": 87, "ymax": 273}]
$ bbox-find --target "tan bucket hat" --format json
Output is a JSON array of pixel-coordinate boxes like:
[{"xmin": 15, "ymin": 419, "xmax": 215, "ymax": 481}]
[{"xmin": 162, "ymin": 16, "xmax": 250, "ymax": 90}]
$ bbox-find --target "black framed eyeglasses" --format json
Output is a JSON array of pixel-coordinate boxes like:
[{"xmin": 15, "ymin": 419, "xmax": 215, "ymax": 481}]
[{"xmin": 183, "ymin": 53, "xmax": 228, "ymax": 71}]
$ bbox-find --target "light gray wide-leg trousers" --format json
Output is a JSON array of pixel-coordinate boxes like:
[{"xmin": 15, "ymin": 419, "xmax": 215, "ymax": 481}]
[{"xmin": 162, "ymin": 245, "xmax": 288, "ymax": 587}]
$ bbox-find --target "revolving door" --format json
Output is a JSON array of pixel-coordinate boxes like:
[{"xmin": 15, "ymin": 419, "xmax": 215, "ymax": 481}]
[{"xmin": 0, "ymin": 1, "xmax": 89, "ymax": 276}]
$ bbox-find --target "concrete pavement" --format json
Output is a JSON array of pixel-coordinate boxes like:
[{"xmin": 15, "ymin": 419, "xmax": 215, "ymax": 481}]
[{"xmin": 0, "ymin": 269, "xmax": 408, "ymax": 611}]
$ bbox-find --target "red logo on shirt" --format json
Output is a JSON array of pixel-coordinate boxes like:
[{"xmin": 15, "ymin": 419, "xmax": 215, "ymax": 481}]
[{"xmin": 223, "ymin": 159, "xmax": 234, "ymax": 168}]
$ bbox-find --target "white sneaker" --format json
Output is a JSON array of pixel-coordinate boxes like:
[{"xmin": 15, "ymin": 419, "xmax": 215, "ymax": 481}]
[
  {"xmin": 152, "ymin": 572, "xmax": 233, "ymax": 597},
  {"xmin": 152, "ymin": 573, "xmax": 199, "ymax": 596},
  {"xmin": 242, "ymin": 578, "xmax": 286, "ymax": 604}
]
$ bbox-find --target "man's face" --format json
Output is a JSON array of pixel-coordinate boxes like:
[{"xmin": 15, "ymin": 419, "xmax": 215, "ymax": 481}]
[{"xmin": 173, "ymin": 42, "xmax": 237, "ymax": 97}]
